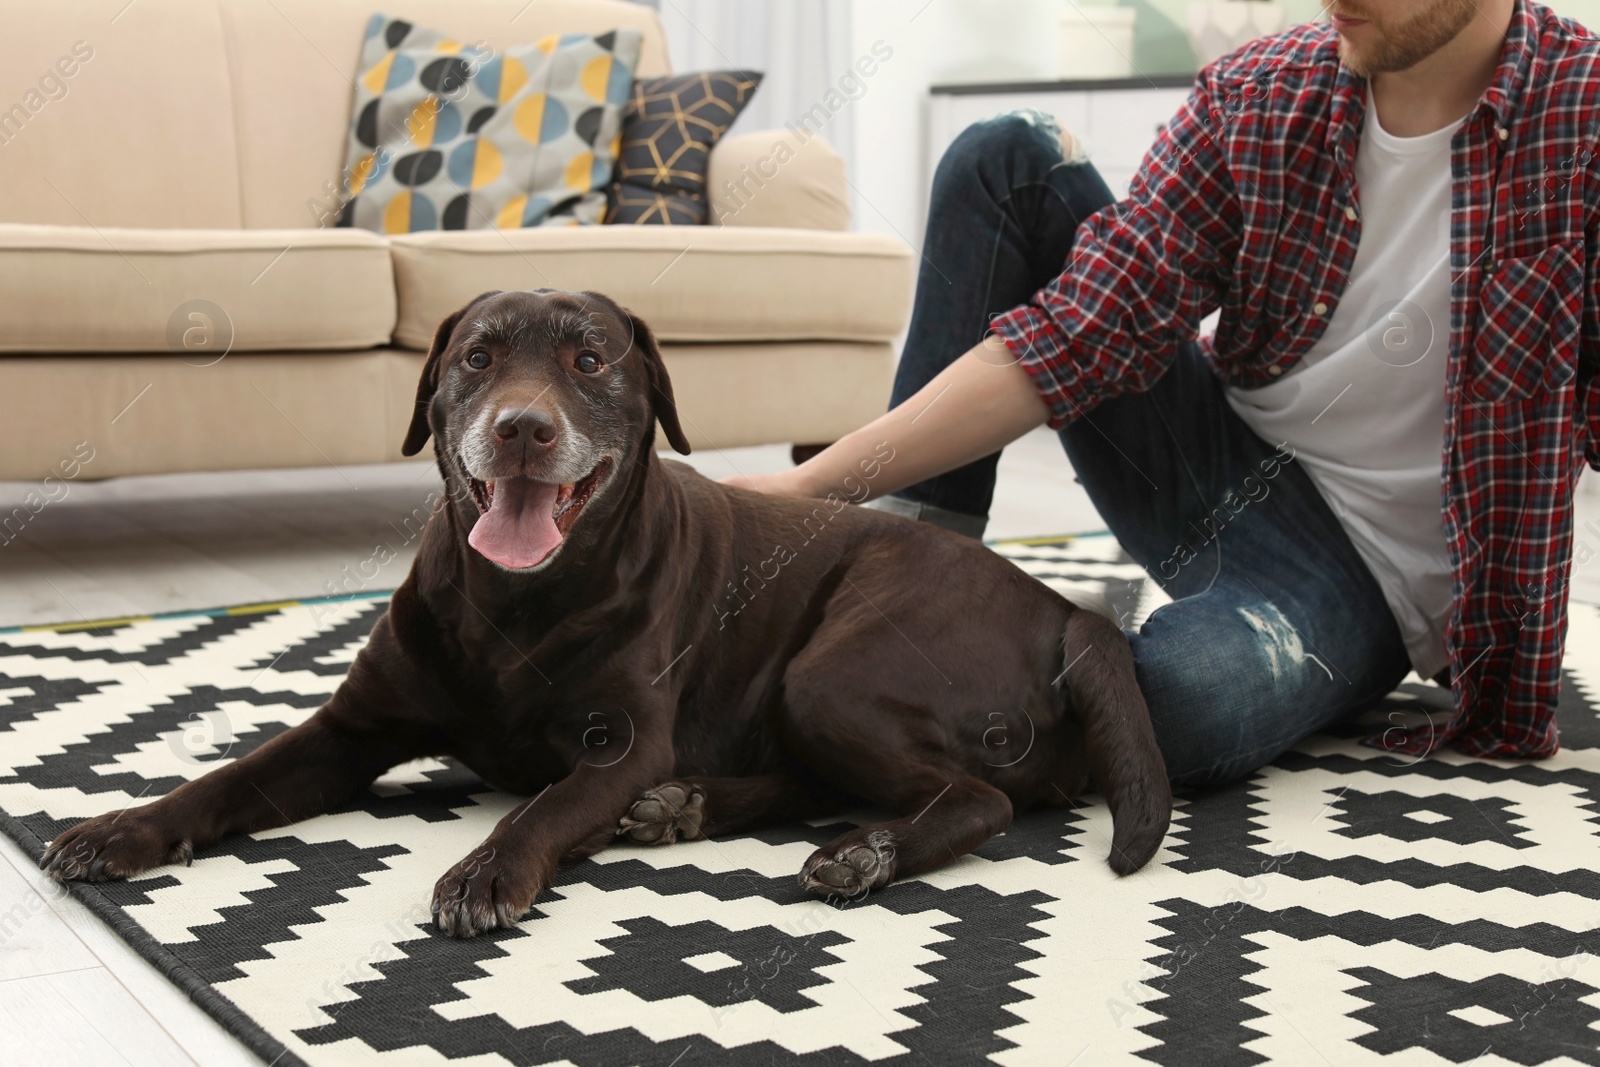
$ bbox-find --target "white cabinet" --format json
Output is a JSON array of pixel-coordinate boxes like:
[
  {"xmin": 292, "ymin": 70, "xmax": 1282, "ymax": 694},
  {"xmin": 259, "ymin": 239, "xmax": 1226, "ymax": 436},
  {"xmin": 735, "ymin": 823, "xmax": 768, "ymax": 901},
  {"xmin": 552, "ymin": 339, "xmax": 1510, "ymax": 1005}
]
[{"xmin": 927, "ymin": 77, "xmax": 1193, "ymax": 201}]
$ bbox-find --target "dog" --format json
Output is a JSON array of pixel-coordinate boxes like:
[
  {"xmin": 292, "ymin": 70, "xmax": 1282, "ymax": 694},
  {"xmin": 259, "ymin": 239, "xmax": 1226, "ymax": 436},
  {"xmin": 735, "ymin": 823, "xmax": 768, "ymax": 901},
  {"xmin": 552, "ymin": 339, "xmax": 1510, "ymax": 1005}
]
[{"xmin": 42, "ymin": 289, "xmax": 1171, "ymax": 937}]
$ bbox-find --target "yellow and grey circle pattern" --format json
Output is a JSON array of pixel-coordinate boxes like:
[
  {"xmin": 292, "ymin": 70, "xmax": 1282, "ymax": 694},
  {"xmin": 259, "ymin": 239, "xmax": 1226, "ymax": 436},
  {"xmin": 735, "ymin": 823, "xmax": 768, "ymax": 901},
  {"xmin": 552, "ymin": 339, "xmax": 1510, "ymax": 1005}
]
[{"xmin": 339, "ymin": 14, "xmax": 642, "ymax": 233}]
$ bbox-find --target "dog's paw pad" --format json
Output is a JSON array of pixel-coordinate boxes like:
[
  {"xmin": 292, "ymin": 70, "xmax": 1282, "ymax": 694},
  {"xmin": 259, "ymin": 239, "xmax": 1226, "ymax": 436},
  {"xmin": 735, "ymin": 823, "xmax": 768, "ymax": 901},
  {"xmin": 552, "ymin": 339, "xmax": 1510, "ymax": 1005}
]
[
  {"xmin": 618, "ymin": 783, "xmax": 705, "ymax": 845},
  {"xmin": 798, "ymin": 833, "xmax": 896, "ymax": 898}
]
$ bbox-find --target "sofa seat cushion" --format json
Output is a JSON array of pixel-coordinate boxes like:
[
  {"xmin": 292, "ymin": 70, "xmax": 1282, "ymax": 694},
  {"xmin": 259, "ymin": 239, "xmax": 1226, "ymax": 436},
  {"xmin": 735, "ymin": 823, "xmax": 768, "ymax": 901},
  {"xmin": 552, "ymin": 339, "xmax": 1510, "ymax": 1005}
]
[
  {"xmin": 389, "ymin": 225, "xmax": 913, "ymax": 348},
  {"xmin": 0, "ymin": 225, "xmax": 396, "ymax": 354},
  {"xmin": 0, "ymin": 341, "xmax": 896, "ymax": 480}
]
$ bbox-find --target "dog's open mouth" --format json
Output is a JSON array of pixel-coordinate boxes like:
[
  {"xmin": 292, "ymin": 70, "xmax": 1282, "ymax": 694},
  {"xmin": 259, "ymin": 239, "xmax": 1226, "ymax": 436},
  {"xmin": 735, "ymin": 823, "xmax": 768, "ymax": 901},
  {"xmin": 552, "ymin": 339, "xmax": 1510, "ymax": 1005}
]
[{"xmin": 463, "ymin": 457, "xmax": 613, "ymax": 570}]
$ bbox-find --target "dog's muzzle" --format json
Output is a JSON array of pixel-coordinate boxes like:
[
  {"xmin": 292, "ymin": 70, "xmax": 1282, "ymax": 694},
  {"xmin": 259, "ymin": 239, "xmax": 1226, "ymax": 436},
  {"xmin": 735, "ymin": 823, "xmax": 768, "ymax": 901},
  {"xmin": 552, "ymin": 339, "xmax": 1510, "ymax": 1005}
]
[{"xmin": 461, "ymin": 457, "xmax": 614, "ymax": 570}]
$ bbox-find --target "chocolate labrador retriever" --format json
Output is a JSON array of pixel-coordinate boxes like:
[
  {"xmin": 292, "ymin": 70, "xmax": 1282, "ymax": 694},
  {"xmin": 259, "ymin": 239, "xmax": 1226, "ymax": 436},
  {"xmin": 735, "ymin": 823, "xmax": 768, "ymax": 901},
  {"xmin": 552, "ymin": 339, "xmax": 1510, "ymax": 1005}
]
[{"xmin": 43, "ymin": 290, "xmax": 1170, "ymax": 937}]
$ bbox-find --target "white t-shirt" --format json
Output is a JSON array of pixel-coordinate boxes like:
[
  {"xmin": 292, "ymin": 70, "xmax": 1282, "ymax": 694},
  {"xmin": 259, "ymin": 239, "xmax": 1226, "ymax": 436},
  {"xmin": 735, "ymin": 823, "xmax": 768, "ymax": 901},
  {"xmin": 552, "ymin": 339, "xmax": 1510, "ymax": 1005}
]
[{"xmin": 1224, "ymin": 92, "xmax": 1464, "ymax": 679}]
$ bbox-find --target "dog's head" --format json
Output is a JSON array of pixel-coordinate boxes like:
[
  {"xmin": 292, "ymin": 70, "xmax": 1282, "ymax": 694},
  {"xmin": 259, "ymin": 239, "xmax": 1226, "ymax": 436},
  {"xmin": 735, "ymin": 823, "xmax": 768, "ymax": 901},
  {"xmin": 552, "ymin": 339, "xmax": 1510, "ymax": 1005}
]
[{"xmin": 402, "ymin": 289, "xmax": 690, "ymax": 572}]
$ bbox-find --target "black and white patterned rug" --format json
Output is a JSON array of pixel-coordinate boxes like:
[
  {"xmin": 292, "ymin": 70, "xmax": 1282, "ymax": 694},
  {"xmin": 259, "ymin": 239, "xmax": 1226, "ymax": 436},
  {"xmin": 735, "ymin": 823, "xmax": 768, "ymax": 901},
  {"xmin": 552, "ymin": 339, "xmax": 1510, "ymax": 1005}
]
[{"xmin": 2, "ymin": 535, "xmax": 1598, "ymax": 1066}]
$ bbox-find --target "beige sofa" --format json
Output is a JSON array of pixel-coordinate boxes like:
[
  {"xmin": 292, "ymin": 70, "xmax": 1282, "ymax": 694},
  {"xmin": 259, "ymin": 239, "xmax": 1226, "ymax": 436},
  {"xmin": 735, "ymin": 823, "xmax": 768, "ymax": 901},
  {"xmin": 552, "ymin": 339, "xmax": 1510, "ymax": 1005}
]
[{"xmin": 0, "ymin": 0, "xmax": 914, "ymax": 481}]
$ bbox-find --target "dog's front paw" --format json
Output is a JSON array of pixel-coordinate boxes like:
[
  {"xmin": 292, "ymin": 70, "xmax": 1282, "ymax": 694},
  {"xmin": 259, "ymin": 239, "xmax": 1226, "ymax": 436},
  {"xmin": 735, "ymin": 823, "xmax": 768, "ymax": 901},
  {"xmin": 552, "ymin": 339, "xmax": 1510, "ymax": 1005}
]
[
  {"xmin": 431, "ymin": 845, "xmax": 541, "ymax": 938},
  {"xmin": 617, "ymin": 782, "xmax": 705, "ymax": 845},
  {"xmin": 41, "ymin": 808, "xmax": 192, "ymax": 883},
  {"xmin": 798, "ymin": 830, "xmax": 897, "ymax": 899}
]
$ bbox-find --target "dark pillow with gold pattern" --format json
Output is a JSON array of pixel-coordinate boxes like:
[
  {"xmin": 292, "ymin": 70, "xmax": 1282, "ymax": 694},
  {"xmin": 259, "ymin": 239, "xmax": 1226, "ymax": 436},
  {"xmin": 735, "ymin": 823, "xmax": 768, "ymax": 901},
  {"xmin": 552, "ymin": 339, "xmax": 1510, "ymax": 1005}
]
[{"xmin": 604, "ymin": 71, "xmax": 762, "ymax": 225}]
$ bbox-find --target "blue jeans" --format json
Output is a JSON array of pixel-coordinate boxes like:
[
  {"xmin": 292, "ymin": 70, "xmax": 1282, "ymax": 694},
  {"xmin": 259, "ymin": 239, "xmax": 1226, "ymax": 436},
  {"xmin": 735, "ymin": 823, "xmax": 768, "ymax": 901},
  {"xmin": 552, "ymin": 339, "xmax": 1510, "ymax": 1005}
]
[{"xmin": 890, "ymin": 111, "xmax": 1413, "ymax": 787}]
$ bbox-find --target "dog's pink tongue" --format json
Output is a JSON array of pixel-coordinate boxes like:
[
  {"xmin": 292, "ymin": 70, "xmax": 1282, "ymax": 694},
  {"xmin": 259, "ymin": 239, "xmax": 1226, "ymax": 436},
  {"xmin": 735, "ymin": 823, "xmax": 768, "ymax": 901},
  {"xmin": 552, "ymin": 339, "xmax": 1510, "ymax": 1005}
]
[{"xmin": 467, "ymin": 477, "xmax": 563, "ymax": 569}]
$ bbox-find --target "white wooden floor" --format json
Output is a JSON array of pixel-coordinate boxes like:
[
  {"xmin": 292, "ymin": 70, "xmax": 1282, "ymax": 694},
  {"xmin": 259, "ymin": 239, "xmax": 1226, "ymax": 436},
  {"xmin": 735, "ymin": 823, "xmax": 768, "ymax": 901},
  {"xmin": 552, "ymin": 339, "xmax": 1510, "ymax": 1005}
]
[
  {"xmin": 0, "ymin": 832, "xmax": 265, "ymax": 1066},
  {"xmin": 0, "ymin": 430, "xmax": 1597, "ymax": 1065}
]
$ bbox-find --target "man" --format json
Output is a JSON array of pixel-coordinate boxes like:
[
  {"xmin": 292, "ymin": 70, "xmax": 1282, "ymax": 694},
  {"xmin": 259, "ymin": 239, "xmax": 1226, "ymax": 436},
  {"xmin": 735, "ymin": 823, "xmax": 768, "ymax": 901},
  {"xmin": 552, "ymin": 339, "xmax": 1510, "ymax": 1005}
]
[{"xmin": 733, "ymin": 0, "xmax": 1599, "ymax": 785}]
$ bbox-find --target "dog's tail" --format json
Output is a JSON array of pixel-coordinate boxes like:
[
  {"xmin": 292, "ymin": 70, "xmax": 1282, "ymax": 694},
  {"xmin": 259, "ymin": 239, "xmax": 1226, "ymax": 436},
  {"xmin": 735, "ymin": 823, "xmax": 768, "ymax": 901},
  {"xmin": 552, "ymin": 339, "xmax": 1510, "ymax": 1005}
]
[{"xmin": 1055, "ymin": 608, "xmax": 1171, "ymax": 875}]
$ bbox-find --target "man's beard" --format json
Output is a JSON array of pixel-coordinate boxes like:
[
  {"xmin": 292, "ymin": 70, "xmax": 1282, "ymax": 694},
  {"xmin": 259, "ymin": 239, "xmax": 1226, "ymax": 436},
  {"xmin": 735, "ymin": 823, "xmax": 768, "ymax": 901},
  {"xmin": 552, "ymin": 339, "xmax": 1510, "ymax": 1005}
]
[{"xmin": 1336, "ymin": 0, "xmax": 1482, "ymax": 76}]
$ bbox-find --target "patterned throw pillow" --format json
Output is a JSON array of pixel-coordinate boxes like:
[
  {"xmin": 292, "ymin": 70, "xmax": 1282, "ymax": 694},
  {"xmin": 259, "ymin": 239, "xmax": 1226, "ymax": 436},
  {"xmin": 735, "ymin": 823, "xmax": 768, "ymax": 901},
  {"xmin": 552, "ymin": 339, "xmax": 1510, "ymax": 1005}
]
[
  {"xmin": 605, "ymin": 71, "xmax": 762, "ymax": 225},
  {"xmin": 338, "ymin": 14, "xmax": 642, "ymax": 232}
]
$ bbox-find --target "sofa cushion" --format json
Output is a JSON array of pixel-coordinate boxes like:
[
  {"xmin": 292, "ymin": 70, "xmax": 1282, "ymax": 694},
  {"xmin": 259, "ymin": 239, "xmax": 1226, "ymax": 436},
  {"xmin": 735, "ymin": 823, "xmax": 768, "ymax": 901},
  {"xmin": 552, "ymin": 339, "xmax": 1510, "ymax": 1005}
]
[
  {"xmin": 0, "ymin": 225, "xmax": 396, "ymax": 353},
  {"xmin": 0, "ymin": 350, "xmax": 420, "ymax": 480},
  {"xmin": 217, "ymin": 0, "xmax": 672, "ymax": 230},
  {"xmin": 648, "ymin": 341, "xmax": 896, "ymax": 450},
  {"xmin": 339, "ymin": 14, "xmax": 642, "ymax": 233},
  {"xmin": 388, "ymin": 225, "xmax": 914, "ymax": 348},
  {"xmin": 0, "ymin": 341, "xmax": 895, "ymax": 479},
  {"xmin": 706, "ymin": 130, "xmax": 851, "ymax": 231},
  {"xmin": 606, "ymin": 71, "xmax": 763, "ymax": 225},
  {"xmin": 0, "ymin": 0, "xmax": 242, "ymax": 228}
]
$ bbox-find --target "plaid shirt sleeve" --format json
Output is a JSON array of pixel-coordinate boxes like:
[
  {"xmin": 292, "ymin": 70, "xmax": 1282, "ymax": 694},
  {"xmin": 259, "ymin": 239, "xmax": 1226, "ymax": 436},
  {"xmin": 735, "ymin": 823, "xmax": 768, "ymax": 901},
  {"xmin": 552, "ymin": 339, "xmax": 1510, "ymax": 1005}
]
[
  {"xmin": 1584, "ymin": 215, "xmax": 1600, "ymax": 472},
  {"xmin": 991, "ymin": 75, "xmax": 1242, "ymax": 429}
]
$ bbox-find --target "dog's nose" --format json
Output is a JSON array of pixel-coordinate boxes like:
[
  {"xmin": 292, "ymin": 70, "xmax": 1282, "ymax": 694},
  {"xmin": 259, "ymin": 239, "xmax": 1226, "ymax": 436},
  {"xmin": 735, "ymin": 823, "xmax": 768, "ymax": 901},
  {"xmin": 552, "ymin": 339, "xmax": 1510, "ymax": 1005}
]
[{"xmin": 492, "ymin": 406, "xmax": 557, "ymax": 446}]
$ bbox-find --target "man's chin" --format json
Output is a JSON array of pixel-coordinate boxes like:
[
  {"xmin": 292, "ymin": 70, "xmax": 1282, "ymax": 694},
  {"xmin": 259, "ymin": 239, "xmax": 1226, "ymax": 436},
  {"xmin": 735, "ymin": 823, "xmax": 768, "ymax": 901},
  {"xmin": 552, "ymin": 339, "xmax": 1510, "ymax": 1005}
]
[
  {"xmin": 1337, "ymin": 36, "xmax": 1381, "ymax": 77},
  {"xmin": 1338, "ymin": 42, "xmax": 1369, "ymax": 77},
  {"xmin": 1333, "ymin": 0, "xmax": 1481, "ymax": 79},
  {"xmin": 1338, "ymin": 40, "xmax": 1404, "ymax": 78}
]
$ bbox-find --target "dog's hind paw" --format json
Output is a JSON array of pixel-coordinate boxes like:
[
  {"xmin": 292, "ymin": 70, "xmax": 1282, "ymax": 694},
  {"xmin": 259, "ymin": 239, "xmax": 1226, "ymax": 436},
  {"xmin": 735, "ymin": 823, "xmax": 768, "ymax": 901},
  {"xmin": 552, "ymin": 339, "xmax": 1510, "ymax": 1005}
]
[
  {"xmin": 798, "ymin": 830, "xmax": 897, "ymax": 899},
  {"xmin": 618, "ymin": 782, "xmax": 705, "ymax": 845}
]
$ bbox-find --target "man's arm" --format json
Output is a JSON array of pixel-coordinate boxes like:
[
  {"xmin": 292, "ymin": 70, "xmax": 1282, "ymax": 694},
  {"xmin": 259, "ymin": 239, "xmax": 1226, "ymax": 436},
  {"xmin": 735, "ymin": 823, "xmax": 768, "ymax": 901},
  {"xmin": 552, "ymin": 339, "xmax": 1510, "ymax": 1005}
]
[
  {"xmin": 729, "ymin": 336, "xmax": 1047, "ymax": 499},
  {"xmin": 733, "ymin": 72, "xmax": 1239, "ymax": 499}
]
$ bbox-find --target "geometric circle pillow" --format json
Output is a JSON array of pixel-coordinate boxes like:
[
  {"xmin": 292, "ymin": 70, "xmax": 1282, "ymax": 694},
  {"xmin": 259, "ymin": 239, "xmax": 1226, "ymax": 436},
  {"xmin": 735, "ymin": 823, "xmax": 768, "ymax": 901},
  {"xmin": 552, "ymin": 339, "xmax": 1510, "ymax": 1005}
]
[
  {"xmin": 605, "ymin": 71, "xmax": 762, "ymax": 225},
  {"xmin": 337, "ymin": 13, "xmax": 642, "ymax": 232}
]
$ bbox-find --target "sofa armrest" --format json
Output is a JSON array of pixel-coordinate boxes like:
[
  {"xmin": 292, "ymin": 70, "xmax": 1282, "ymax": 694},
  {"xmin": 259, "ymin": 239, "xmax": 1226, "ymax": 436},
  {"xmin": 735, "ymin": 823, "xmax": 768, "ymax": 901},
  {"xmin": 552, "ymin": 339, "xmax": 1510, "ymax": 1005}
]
[{"xmin": 707, "ymin": 129, "xmax": 851, "ymax": 231}]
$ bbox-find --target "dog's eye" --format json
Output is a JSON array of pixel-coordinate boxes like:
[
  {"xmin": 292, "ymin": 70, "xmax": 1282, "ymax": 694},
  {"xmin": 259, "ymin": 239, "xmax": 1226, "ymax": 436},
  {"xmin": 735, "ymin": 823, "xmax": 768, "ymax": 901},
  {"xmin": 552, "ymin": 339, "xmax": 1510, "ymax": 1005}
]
[
  {"xmin": 466, "ymin": 349, "xmax": 491, "ymax": 370},
  {"xmin": 576, "ymin": 350, "xmax": 603, "ymax": 374}
]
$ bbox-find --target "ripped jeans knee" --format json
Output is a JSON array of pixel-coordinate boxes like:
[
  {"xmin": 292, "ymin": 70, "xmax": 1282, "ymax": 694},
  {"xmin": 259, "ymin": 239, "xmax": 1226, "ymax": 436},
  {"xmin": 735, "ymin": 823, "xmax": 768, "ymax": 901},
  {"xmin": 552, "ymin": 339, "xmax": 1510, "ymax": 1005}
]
[
  {"xmin": 1129, "ymin": 594, "xmax": 1368, "ymax": 787},
  {"xmin": 1020, "ymin": 108, "xmax": 1089, "ymax": 165},
  {"xmin": 942, "ymin": 108, "xmax": 1091, "ymax": 177}
]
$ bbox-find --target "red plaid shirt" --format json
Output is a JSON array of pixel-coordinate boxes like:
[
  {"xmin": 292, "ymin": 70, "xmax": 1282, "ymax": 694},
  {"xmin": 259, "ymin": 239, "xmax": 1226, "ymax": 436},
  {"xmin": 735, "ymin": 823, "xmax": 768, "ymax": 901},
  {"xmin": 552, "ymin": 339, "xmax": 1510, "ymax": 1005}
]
[{"xmin": 993, "ymin": 0, "xmax": 1600, "ymax": 759}]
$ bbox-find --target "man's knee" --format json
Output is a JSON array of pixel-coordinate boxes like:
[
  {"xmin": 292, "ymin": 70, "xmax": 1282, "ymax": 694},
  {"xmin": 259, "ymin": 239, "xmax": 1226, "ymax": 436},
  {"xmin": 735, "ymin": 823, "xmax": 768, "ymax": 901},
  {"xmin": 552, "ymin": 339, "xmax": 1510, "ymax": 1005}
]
[
  {"xmin": 1136, "ymin": 649, "xmax": 1260, "ymax": 786},
  {"xmin": 1131, "ymin": 603, "xmax": 1345, "ymax": 787},
  {"xmin": 938, "ymin": 109, "xmax": 1086, "ymax": 186}
]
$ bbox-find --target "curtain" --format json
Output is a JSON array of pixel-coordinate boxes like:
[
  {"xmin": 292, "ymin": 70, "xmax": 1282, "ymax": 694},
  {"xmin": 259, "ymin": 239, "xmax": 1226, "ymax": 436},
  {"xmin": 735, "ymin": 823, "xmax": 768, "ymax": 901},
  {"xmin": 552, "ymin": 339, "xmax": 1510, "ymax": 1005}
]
[{"xmin": 648, "ymin": 0, "xmax": 858, "ymax": 179}]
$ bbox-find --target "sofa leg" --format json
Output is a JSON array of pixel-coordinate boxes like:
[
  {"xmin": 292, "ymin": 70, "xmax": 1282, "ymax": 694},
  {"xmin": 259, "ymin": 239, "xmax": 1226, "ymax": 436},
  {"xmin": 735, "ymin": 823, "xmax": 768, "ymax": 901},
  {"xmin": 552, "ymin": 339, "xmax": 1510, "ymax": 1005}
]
[{"xmin": 790, "ymin": 443, "xmax": 830, "ymax": 466}]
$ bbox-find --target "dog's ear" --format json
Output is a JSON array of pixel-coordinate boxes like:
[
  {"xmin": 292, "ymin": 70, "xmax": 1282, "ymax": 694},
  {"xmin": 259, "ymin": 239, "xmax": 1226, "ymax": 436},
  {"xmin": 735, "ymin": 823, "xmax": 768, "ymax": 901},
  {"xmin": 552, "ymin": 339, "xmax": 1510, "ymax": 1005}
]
[
  {"xmin": 1058, "ymin": 608, "xmax": 1171, "ymax": 875},
  {"xmin": 402, "ymin": 291, "xmax": 500, "ymax": 457},
  {"xmin": 623, "ymin": 309, "xmax": 691, "ymax": 456}
]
